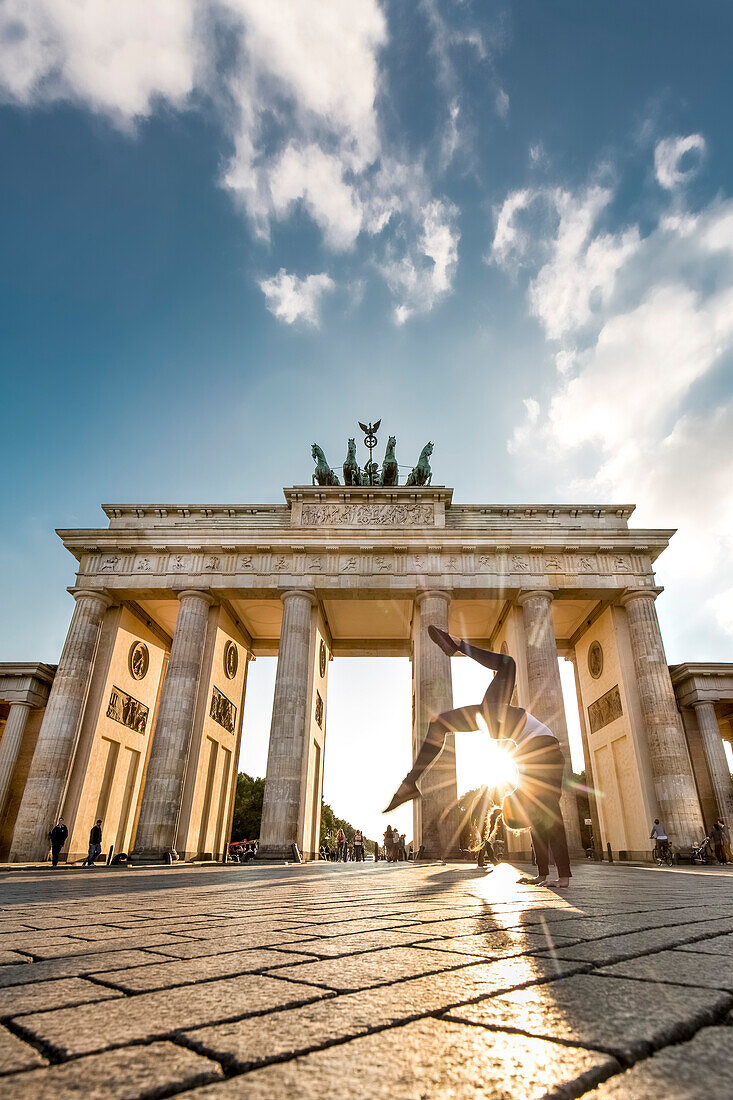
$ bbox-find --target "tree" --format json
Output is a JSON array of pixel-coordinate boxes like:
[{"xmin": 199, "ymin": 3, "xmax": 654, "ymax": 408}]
[
  {"xmin": 230, "ymin": 773, "xmax": 265, "ymax": 840},
  {"xmin": 230, "ymin": 772, "xmax": 375, "ymax": 853}
]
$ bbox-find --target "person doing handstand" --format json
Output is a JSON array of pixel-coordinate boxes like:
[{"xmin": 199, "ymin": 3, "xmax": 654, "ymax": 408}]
[{"xmin": 384, "ymin": 626, "xmax": 572, "ymax": 888}]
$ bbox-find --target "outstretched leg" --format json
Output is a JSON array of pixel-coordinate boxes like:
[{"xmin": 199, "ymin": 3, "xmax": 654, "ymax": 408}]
[
  {"xmin": 429, "ymin": 628, "xmax": 518, "ymax": 736},
  {"xmin": 384, "ymin": 704, "xmax": 481, "ymax": 812}
]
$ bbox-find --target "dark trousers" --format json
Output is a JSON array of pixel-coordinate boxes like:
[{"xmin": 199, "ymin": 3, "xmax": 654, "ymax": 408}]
[
  {"xmin": 504, "ymin": 737, "xmax": 572, "ymax": 880},
  {"xmin": 477, "ymin": 840, "xmax": 498, "ymax": 867},
  {"xmin": 51, "ymin": 843, "xmax": 63, "ymax": 867},
  {"xmin": 531, "ymin": 799, "xmax": 571, "ymax": 879}
]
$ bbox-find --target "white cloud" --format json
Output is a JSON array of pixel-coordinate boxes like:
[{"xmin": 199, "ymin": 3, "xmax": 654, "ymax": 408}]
[
  {"xmin": 0, "ymin": 0, "xmax": 466, "ymax": 322},
  {"xmin": 492, "ymin": 183, "xmax": 640, "ymax": 340},
  {"xmin": 0, "ymin": 0, "xmax": 196, "ymax": 124},
  {"xmin": 381, "ymin": 199, "xmax": 459, "ymax": 324},
  {"xmin": 500, "ymin": 140, "xmax": 733, "ymax": 652},
  {"xmin": 654, "ymin": 133, "xmax": 706, "ymax": 190},
  {"xmin": 269, "ymin": 144, "xmax": 363, "ymax": 251},
  {"xmin": 259, "ymin": 269, "xmax": 334, "ymax": 326}
]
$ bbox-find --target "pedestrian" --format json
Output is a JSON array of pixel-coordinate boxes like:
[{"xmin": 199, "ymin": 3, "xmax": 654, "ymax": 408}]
[
  {"xmin": 49, "ymin": 817, "xmax": 68, "ymax": 867},
  {"xmin": 354, "ymin": 829, "xmax": 364, "ymax": 861},
  {"xmin": 721, "ymin": 820, "xmax": 732, "ymax": 862},
  {"xmin": 399, "ymin": 833, "xmax": 407, "ymax": 861},
  {"xmin": 82, "ymin": 819, "xmax": 103, "ymax": 868},
  {"xmin": 384, "ymin": 825, "xmax": 394, "ymax": 861},
  {"xmin": 336, "ymin": 828, "xmax": 346, "ymax": 862},
  {"xmin": 711, "ymin": 820, "xmax": 727, "ymax": 864}
]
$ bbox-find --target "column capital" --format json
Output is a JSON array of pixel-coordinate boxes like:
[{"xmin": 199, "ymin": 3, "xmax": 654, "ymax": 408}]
[
  {"xmin": 176, "ymin": 588, "xmax": 216, "ymax": 606},
  {"xmin": 280, "ymin": 588, "xmax": 318, "ymax": 607},
  {"xmin": 69, "ymin": 588, "xmax": 114, "ymax": 610},
  {"xmin": 8, "ymin": 700, "xmax": 33, "ymax": 711},
  {"xmin": 517, "ymin": 588, "xmax": 553, "ymax": 606},
  {"xmin": 619, "ymin": 587, "xmax": 662, "ymax": 608},
  {"xmin": 415, "ymin": 588, "xmax": 451, "ymax": 606},
  {"xmin": 692, "ymin": 698, "xmax": 717, "ymax": 712}
]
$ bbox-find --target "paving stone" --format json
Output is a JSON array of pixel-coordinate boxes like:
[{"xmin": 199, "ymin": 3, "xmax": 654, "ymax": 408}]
[
  {"xmin": 282, "ymin": 928, "xmax": 439, "ymax": 958},
  {"xmin": 30, "ymin": 933, "xmax": 195, "ymax": 959},
  {"xmin": 0, "ymin": 951, "xmax": 31, "ymax": 966},
  {"xmin": 14, "ymin": 973, "xmax": 328, "ymax": 1057},
  {"xmin": 678, "ymin": 932, "xmax": 733, "ymax": 956},
  {"xmin": 268, "ymin": 945, "xmax": 486, "ymax": 992},
  {"xmin": 601, "ymin": 948, "xmax": 733, "ymax": 992},
  {"xmin": 0, "ymin": 1023, "xmax": 45, "ymax": 1073},
  {"xmin": 0, "ymin": 949, "xmax": 173, "ymax": 989},
  {"xmin": 418, "ymin": 928, "xmax": 577, "ymax": 959},
  {"xmin": 0, "ymin": 976, "xmax": 121, "ymax": 1017},
  {"xmin": 91, "ymin": 947, "xmax": 316, "ymax": 992},
  {"xmin": 185, "ymin": 1017, "xmax": 619, "ymax": 1099},
  {"xmin": 445, "ymin": 973, "xmax": 730, "ymax": 1061},
  {"xmin": 0, "ymin": 933, "xmax": 86, "ymax": 954},
  {"xmin": 0, "ymin": 1040, "xmax": 223, "ymax": 1098},
  {"xmin": 152, "ymin": 930, "xmax": 302, "ymax": 959},
  {"xmin": 584, "ymin": 1026, "xmax": 733, "ymax": 1099},
  {"xmin": 535, "ymin": 922, "xmax": 733, "ymax": 964},
  {"xmin": 184, "ymin": 954, "xmax": 579, "ymax": 1069}
]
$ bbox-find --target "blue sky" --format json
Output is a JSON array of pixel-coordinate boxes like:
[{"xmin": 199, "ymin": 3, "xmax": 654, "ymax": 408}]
[{"xmin": 2, "ymin": 2, "xmax": 733, "ymax": 835}]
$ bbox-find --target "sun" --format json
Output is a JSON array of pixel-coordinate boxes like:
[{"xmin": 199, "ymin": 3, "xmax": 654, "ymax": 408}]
[{"xmin": 476, "ymin": 714, "xmax": 519, "ymax": 793}]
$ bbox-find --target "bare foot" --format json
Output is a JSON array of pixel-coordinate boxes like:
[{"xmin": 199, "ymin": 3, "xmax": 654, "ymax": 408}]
[
  {"xmin": 428, "ymin": 626, "xmax": 461, "ymax": 655},
  {"xmin": 545, "ymin": 877, "xmax": 571, "ymax": 888},
  {"xmin": 518, "ymin": 875, "xmax": 546, "ymax": 886}
]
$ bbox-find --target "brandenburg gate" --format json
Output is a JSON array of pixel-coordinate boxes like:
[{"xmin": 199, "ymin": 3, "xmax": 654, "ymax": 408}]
[{"xmin": 1, "ymin": 469, "xmax": 720, "ymax": 864}]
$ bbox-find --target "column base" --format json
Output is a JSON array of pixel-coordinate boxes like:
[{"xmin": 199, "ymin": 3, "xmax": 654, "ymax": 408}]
[
  {"xmin": 256, "ymin": 844, "xmax": 300, "ymax": 861},
  {"xmin": 130, "ymin": 847, "xmax": 179, "ymax": 864}
]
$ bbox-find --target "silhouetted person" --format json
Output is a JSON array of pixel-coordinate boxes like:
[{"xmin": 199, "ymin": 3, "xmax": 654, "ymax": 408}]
[
  {"xmin": 49, "ymin": 818, "xmax": 68, "ymax": 868},
  {"xmin": 712, "ymin": 820, "xmax": 727, "ymax": 864},
  {"xmin": 386, "ymin": 628, "xmax": 572, "ymax": 887},
  {"xmin": 82, "ymin": 820, "xmax": 103, "ymax": 868}
]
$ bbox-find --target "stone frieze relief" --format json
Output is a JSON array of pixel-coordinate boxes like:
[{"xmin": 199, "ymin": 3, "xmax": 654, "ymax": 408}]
[{"xmin": 300, "ymin": 502, "xmax": 435, "ymax": 527}]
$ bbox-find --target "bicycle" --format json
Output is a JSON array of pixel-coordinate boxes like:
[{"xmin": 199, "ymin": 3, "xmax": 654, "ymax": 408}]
[{"xmin": 653, "ymin": 840, "xmax": 674, "ymax": 867}]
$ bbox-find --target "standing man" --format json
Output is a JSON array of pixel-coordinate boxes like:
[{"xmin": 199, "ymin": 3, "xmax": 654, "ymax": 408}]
[
  {"xmin": 49, "ymin": 818, "xmax": 68, "ymax": 868},
  {"xmin": 336, "ymin": 827, "xmax": 346, "ymax": 862},
  {"xmin": 353, "ymin": 829, "xmax": 364, "ymax": 862},
  {"xmin": 82, "ymin": 820, "xmax": 103, "ymax": 868},
  {"xmin": 711, "ymin": 820, "xmax": 727, "ymax": 864}
]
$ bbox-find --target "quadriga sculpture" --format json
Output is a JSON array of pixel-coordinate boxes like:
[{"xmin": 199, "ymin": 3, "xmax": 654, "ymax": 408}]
[
  {"xmin": 342, "ymin": 438, "xmax": 363, "ymax": 486},
  {"xmin": 311, "ymin": 444, "xmax": 340, "ymax": 486},
  {"xmin": 380, "ymin": 436, "xmax": 399, "ymax": 486},
  {"xmin": 406, "ymin": 442, "xmax": 433, "ymax": 487}
]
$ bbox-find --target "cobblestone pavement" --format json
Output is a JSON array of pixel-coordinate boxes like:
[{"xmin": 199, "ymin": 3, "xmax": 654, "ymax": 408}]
[{"xmin": 1, "ymin": 859, "xmax": 733, "ymax": 1098}]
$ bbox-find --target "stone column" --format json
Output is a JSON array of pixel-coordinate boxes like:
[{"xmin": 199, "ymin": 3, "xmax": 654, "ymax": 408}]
[
  {"xmin": 517, "ymin": 590, "xmax": 582, "ymax": 852},
  {"xmin": 10, "ymin": 589, "xmax": 112, "ymax": 861},
  {"xmin": 132, "ymin": 590, "xmax": 214, "ymax": 861},
  {"xmin": 0, "ymin": 703, "xmax": 32, "ymax": 820},
  {"xmin": 413, "ymin": 590, "xmax": 457, "ymax": 857},
  {"xmin": 259, "ymin": 589, "xmax": 317, "ymax": 860},
  {"xmin": 570, "ymin": 653, "xmax": 602, "ymax": 855},
  {"xmin": 693, "ymin": 700, "xmax": 733, "ymax": 824},
  {"xmin": 620, "ymin": 590, "xmax": 704, "ymax": 846}
]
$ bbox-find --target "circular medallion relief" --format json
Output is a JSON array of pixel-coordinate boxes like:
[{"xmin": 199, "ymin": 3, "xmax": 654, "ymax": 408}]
[
  {"xmin": 129, "ymin": 641, "xmax": 149, "ymax": 681},
  {"xmin": 588, "ymin": 641, "xmax": 604, "ymax": 680},
  {"xmin": 224, "ymin": 640, "xmax": 238, "ymax": 679},
  {"xmin": 319, "ymin": 639, "xmax": 327, "ymax": 678}
]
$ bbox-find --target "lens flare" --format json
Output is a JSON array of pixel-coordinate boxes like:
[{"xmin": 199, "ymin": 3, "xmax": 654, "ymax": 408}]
[{"xmin": 476, "ymin": 713, "xmax": 519, "ymax": 793}]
